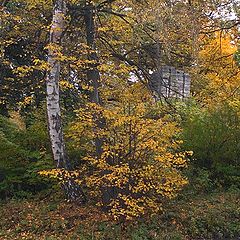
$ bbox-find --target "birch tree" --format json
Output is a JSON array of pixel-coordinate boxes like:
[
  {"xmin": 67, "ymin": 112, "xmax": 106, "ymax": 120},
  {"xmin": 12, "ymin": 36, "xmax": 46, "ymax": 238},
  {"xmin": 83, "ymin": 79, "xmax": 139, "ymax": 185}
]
[
  {"xmin": 46, "ymin": 0, "xmax": 86, "ymax": 203},
  {"xmin": 46, "ymin": 0, "xmax": 69, "ymax": 169}
]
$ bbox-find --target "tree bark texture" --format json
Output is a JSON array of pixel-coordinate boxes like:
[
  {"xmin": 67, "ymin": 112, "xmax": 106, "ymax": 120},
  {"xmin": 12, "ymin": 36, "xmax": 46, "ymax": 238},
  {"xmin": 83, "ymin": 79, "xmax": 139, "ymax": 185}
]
[
  {"xmin": 0, "ymin": 3, "xmax": 9, "ymax": 117},
  {"xmin": 46, "ymin": 0, "xmax": 68, "ymax": 169},
  {"xmin": 46, "ymin": 0, "xmax": 87, "ymax": 204},
  {"xmin": 84, "ymin": 3, "xmax": 116, "ymax": 208},
  {"xmin": 84, "ymin": 4, "xmax": 104, "ymax": 157},
  {"xmin": 84, "ymin": 4, "xmax": 101, "ymax": 105}
]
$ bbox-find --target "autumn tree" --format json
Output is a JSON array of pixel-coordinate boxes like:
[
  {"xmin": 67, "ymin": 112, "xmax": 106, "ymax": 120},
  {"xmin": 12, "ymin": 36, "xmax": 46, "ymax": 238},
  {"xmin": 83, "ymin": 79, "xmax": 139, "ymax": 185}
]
[
  {"xmin": 46, "ymin": 0, "xmax": 68, "ymax": 169},
  {"xmin": 2, "ymin": 0, "xmax": 239, "ymax": 214},
  {"xmin": 41, "ymin": 82, "xmax": 190, "ymax": 219},
  {"xmin": 192, "ymin": 32, "xmax": 239, "ymax": 106},
  {"xmin": 0, "ymin": 1, "xmax": 51, "ymax": 115}
]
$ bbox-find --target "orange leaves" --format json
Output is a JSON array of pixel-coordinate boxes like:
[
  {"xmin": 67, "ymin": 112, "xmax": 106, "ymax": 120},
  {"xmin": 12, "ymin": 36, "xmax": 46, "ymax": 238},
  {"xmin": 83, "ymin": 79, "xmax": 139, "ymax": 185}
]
[
  {"xmin": 195, "ymin": 32, "xmax": 240, "ymax": 106},
  {"xmin": 40, "ymin": 70, "xmax": 190, "ymax": 219},
  {"xmin": 64, "ymin": 83, "xmax": 190, "ymax": 219}
]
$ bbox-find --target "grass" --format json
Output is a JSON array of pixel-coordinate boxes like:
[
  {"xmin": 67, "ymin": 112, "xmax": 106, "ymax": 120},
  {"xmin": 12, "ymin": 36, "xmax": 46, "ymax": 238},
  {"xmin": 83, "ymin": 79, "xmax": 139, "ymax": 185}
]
[{"xmin": 0, "ymin": 190, "xmax": 239, "ymax": 240}]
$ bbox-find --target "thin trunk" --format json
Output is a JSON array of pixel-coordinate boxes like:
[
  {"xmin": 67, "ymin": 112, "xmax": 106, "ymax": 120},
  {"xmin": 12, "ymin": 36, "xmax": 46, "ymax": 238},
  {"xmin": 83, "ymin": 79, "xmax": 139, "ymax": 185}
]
[
  {"xmin": 0, "ymin": 3, "xmax": 9, "ymax": 117},
  {"xmin": 84, "ymin": 3, "xmax": 103, "ymax": 157},
  {"xmin": 84, "ymin": 3, "xmax": 114, "ymax": 209},
  {"xmin": 46, "ymin": 0, "xmax": 86, "ymax": 203},
  {"xmin": 84, "ymin": 4, "xmax": 101, "ymax": 103},
  {"xmin": 46, "ymin": 0, "xmax": 69, "ymax": 169}
]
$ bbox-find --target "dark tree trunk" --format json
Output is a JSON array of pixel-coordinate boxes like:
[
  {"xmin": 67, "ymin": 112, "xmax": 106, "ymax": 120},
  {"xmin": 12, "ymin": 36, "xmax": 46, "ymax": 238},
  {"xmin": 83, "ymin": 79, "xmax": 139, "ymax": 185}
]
[
  {"xmin": 84, "ymin": 3, "xmax": 104, "ymax": 158},
  {"xmin": 83, "ymin": 3, "xmax": 116, "ymax": 208}
]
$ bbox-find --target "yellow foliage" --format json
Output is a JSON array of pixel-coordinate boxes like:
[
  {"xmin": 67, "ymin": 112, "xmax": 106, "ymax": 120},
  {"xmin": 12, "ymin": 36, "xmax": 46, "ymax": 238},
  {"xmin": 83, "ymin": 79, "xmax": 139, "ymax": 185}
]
[
  {"xmin": 194, "ymin": 32, "xmax": 240, "ymax": 106},
  {"xmin": 40, "ymin": 83, "xmax": 189, "ymax": 220},
  {"xmin": 59, "ymin": 80, "xmax": 74, "ymax": 90},
  {"xmin": 65, "ymin": 83, "xmax": 189, "ymax": 219}
]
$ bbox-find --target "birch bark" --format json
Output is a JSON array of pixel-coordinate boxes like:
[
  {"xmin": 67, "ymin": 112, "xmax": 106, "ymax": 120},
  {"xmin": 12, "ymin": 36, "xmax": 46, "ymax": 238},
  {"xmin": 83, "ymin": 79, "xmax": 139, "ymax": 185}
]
[
  {"xmin": 46, "ymin": 0, "xmax": 68, "ymax": 169},
  {"xmin": 46, "ymin": 0, "xmax": 86, "ymax": 203}
]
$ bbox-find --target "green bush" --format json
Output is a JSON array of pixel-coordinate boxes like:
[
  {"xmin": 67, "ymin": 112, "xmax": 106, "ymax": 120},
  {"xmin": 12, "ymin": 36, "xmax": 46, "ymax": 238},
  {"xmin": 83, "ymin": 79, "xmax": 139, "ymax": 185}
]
[
  {"xmin": 0, "ymin": 114, "xmax": 53, "ymax": 199},
  {"xmin": 179, "ymin": 100, "xmax": 240, "ymax": 187}
]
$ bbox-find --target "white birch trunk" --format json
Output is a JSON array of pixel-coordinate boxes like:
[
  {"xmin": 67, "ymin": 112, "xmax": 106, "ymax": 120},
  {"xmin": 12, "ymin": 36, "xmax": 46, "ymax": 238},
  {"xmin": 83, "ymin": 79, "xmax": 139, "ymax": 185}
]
[
  {"xmin": 46, "ymin": 0, "xmax": 68, "ymax": 169},
  {"xmin": 46, "ymin": 0, "xmax": 86, "ymax": 204}
]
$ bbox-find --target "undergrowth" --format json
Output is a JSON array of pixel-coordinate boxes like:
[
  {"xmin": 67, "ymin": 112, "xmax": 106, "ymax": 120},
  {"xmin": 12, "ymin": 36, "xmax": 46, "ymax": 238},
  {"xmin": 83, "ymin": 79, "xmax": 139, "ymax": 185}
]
[{"xmin": 0, "ymin": 190, "xmax": 239, "ymax": 240}]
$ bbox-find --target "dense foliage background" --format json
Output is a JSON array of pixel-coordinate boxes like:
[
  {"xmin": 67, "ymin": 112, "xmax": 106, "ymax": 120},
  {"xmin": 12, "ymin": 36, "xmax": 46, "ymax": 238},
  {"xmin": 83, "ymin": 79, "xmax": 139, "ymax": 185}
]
[{"xmin": 0, "ymin": 0, "xmax": 239, "ymax": 239}]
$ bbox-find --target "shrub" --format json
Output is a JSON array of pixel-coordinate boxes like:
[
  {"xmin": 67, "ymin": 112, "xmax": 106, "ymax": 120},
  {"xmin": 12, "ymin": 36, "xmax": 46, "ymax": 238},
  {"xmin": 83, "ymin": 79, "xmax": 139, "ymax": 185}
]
[
  {"xmin": 41, "ymin": 84, "xmax": 190, "ymax": 219},
  {"xmin": 0, "ymin": 113, "xmax": 53, "ymax": 199},
  {"xmin": 180, "ymin": 100, "xmax": 240, "ymax": 187}
]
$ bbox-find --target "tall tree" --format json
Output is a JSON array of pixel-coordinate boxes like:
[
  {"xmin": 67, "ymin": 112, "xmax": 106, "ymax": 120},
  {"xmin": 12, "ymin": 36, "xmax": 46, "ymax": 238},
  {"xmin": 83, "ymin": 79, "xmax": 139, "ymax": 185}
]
[
  {"xmin": 46, "ymin": 0, "xmax": 69, "ymax": 169},
  {"xmin": 46, "ymin": 0, "xmax": 86, "ymax": 203},
  {"xmin": 84, "ymin": 2, "xmax": 104, "ymax": 158}
]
